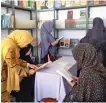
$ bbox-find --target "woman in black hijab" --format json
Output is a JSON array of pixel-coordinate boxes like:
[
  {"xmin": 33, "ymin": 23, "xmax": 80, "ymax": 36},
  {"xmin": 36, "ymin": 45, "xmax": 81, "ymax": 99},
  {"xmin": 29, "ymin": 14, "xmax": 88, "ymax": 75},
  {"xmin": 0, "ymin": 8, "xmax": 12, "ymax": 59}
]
[
  {"xmin": 77, "ymin": 17, "xmax": 106, "ymax": 76},
  {"xmin": 64, "ymin": 43, "xmax": 106, "ymax": 102},
  {"xmin": 80, "ymin": 17, "xmax": 106, "ymax": 43}
]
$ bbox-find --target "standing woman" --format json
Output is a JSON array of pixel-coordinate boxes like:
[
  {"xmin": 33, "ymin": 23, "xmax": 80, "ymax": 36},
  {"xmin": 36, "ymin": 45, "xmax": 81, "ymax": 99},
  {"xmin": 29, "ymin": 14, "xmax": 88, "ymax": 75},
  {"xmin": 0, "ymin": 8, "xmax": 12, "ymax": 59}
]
[
  {"xmin": 1, "ymin": 30, "xmax": 38, "ymax": 102},
  {"xmin": 40, "ymin": 21, "xmax": 59, "ymax": 63}
]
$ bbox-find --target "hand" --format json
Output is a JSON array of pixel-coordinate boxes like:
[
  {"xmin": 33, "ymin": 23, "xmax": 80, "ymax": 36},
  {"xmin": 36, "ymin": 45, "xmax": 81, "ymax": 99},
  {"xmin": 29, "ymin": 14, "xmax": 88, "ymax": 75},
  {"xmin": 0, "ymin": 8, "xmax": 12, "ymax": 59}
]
[
  {"xmin": 69, "ymin": 76, "xmax": 78, "ymax": 87},
  {"xmin": 29, "ymin": 69, "xmax": 36, "ymax": 75},
  {"xmin": 51, "ymin": 40, "xmax": 59, "ymax": 46},
  {"xmin": 28, "ymin": 63, "xmax": 39, "ymax": 70},
  {"xmin": 36, "ymin": 64, "xmax": 43, "ymax": 67}
]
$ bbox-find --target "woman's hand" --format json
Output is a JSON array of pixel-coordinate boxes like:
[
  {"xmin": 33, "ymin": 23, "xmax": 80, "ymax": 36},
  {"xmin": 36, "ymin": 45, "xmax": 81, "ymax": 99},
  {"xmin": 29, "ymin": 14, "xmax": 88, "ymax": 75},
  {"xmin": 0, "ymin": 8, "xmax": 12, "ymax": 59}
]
[
  {"xmin": 69, "ymin": 76, "xmax": 78, "ymax": 87},
  {"xmin": 29, "ymin": 69, "xmax": 36, "ymax": 75},
  {"xmin": 27, "ymin": 63, "xmax": 39, "ymax": 69},
  {"xmin": 51, "ymin": 40, "xmax": 59, "ymax": 46}
]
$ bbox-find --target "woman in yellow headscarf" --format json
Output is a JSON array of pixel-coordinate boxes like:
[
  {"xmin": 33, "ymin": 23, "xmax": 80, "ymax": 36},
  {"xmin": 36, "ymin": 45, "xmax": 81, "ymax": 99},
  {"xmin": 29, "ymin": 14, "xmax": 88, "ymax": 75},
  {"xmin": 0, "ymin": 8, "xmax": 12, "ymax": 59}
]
[{"xmin": 1, "ymin": 30, "xmax": 38, "ymax": 102}]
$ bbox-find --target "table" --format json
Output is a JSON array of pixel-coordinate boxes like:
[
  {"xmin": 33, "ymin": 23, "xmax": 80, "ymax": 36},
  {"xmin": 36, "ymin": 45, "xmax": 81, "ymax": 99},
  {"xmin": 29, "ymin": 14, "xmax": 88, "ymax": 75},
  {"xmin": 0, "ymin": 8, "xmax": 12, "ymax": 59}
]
[{"xmin": 34, "ymin": 56, "xmax": 77, "ymax": 102}]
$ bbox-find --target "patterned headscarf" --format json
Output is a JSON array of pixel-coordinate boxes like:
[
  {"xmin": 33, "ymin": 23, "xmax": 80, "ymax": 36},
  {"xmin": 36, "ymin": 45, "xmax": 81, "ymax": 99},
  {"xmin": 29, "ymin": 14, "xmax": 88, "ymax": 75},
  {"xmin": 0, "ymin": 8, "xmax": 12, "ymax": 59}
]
[{"xmin": 71, "ymin": 43, "xmax": 106, "ymax": 102}]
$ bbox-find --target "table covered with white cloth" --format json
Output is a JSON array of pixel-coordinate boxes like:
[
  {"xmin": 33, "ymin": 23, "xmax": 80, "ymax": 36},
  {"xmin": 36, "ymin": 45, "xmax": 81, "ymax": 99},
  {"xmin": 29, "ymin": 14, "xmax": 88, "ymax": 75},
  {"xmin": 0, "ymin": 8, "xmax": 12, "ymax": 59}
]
[{"xmin": 34, "ymin": 56, "xmax": 77, "ymax": 102}]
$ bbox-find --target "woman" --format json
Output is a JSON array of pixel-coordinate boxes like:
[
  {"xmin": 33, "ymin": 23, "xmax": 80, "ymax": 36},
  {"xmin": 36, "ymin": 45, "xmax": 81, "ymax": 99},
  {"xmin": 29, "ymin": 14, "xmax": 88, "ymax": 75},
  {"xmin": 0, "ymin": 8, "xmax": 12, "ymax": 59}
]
[
  {"xmin": 65, "ymin": 43, "xmax": 106, "ymax": 102},
  {"xmin": 77, "ymin": 17, "xmax": 106, "ymax": 76},
  {"xmin": 40, "ymin": 20, "xmax": 59, "ymax": 63},
  {"xmin": 80, "ymin": 17, "xmax": 106, "ymax": 43},
  {"xmin": 1, "ymin": 30, "xmax": 39, "ymax": 102}
]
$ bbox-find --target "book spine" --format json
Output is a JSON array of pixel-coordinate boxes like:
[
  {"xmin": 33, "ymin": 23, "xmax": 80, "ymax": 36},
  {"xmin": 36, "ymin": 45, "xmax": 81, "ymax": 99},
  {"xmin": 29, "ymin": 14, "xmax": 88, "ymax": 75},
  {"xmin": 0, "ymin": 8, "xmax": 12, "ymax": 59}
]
[
  {"xmin": 28, "ymin": 0, "xmax": 31, "ymax": 8},
  {"xmin": 61, "ymin": 0, "xmax": 66, "ymax": 7},
  {"xmin": 10, "ymin": 14, "xmax": 15, "ymax": 28},
  {"xmin": 80, "ymin": 0, "xmax": 87, "ymax": 5},
  {"xmin": 18, "ymin": 0, "xmax": 23, "ymax": 7}
]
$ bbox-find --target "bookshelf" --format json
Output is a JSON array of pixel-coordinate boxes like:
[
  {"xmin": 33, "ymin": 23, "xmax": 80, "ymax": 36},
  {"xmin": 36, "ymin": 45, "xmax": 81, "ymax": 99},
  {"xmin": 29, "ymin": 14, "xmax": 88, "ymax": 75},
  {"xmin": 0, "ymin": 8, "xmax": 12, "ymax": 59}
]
[
  {"xmin": 35, "ymin": 1, "xmax": 106, "ymax": 59},
  {"xmin": 54, "ymin": 3, "xmax": 106, "ymax": 57}
]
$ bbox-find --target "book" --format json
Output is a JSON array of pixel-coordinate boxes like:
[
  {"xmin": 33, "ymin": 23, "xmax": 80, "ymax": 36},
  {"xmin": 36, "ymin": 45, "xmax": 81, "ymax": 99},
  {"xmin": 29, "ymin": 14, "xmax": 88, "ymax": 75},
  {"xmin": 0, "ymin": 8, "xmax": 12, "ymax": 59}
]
[
  {"xmin": 94, "ymin": 0, "xmax": 99, "ymax": 4},
  {"xmin": 31, "ymin": 0, "xmax": 35, "ymax": 9},
  {"xmin": 99, "ymin": 0, "xmax": 106, "ymax": 4},
  {"xmin": 38, "ymin": 61, "xmax": 52, "ymax": 69},
  {"xmin": 64, "ymin": 39, "xmax": 70, "ymax": 48},
  {"xmin": 1, "ymin": 14, "xmax": 5, "ymax": 28},
  {"xmin": 36, "ymin": 1, "xmax": 41, "ymax": 10},
  {"xmin": 60, "ymin": 39, "xmax": 65, "ymax": 47},
  {"xmin": 80, "ymin": 0, "xmax": 87, "ymax": 5},
  {"xmin": 10, "ymin": 14, "xmax": 15, "ymax": 28},
  {"xmin": 65, "ymin": 0, "xmax": 71, "ymax": 7},
  {"xmin": 41, "ymin": 0, "xmax": 46, "ymax": 9},
  {"xmin": 56, "ymin": 68, "xmax": 73, "ymax": 82},
  {"xmin": 5, "ymin": 13, "xmax": 11, "ymax": 28},
  {"xmin": 87, "ymin": 0, "xmax": 94, "ymax": 5},
  {"xmin": 47, "ymin": 0, "xmax": 54, "ymax": 9},
  {"xmin": 23, "ymin": 0, "xmax": 27, "ymax": 8},
  {"xmin": 18, "ymin": 0, "xmax": 23, "ymax": 7},
  {"xmin": 61, "ymin": 0, "xmax": 66, "ymax": 7},
  {"xmin": 70, "ymin": 39, "xmax": 79, "ymax": 47},
  {"xmin": 74, "ymin": 0, "xmax": 81, "ymax": 6},
  {"xmin": 67, "ymin": 10, "xmax": 73, "ymax": 19},
  {"xmin": 45, "ymin": 0, "xmax": 48, "ymax": 9},
  {"xmin": 57, "ymin": 36, "xmax": 64, "ymax": 41},
  {"xmin": 55, "ymin": 0, "xmax": 61, "ymax": 8},
  {"xmin": 70, "ymin": 0, "xmax": 76, "ymax": 6},
  {"xmin": 65, "ymin": 19, "xmax": 75, "ymax": 29},
  {"xmin": 75, "ymin": 19, "xmax": 86, "ymax": 29},
  {"xmin": 80, "ymin": 9, "xmax": 87, "ymax": 19},
  {"xmin": 28, "ymin": 0, "xmax": 31, "ymax": 8},
  {"xmin": 14, "ymin": 0, "xmax": 18, "ymax": 6}
]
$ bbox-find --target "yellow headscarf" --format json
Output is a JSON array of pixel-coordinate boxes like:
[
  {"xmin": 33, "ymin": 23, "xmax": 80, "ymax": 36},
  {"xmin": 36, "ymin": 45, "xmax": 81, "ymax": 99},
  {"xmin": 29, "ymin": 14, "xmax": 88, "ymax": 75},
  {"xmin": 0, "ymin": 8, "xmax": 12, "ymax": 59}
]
[
  {"xmin": 2, "ymin": 30, "xmax": 33, "ymax": 67},
  {"xmin": 1, "ymin": 30, "xmax": 33, "ymax": 92}
]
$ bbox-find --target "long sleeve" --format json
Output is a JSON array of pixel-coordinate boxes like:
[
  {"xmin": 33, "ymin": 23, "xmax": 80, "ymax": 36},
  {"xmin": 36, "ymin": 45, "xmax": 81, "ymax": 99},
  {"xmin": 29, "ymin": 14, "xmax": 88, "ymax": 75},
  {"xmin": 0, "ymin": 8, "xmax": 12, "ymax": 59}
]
[
  {"xmin": 72, "ymin": 71, "xmax": 106, "ymax": 102},
  {"xmin": 5, "ymin": 48, "xmax": 29, "ymax": 77}
]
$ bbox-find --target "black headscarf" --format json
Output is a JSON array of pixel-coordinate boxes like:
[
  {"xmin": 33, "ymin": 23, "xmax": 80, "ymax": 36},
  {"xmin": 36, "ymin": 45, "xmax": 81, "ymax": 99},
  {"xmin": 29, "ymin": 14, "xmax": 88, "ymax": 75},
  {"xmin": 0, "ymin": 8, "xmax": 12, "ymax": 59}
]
[
  {"xmin": 20, "ymin": 44, "xmax": 33, "ymax": 64},
  {"xmin": 80, "ymin": 17, "xmax": 106, "ymax": 68},
  {"xmin": 80, "ymin": 17, "xmax": 106, "ymax": 43},
  {"xmin": 71, "ymin": 43, "xmax": 106, "ymax": 102}
]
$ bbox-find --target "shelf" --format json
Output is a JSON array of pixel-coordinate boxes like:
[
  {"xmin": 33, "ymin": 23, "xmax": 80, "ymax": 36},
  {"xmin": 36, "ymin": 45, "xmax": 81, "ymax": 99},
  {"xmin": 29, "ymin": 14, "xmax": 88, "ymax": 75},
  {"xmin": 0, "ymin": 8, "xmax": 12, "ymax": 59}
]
[
  {"xmin": 14, "ymin": 6, "xmax": 35, "ymax": 11},
  {"xmin": 1, "ymin": 2, "xmax": 35, "ymax": 11},
  {"xmin": 55, "ymin": 28, "xmax": 86, "ymax": 30},
  {"xmin": 37, "ymin": 8, "xmax": 54, "ymax": 12},
  {"xmin": 55, "ymin": 5, "xmax": 86, "ymax": 10},
  {"xmin": 1, "ymin": 28, "xmax": 36, "ymax": 30},
  {"xmin": 59, "ymin": 47, "xmax": 71, "ymax": 49},
  {"xmin": 88, "ymin": 4, "xmax": 106, "ymax": 7}
]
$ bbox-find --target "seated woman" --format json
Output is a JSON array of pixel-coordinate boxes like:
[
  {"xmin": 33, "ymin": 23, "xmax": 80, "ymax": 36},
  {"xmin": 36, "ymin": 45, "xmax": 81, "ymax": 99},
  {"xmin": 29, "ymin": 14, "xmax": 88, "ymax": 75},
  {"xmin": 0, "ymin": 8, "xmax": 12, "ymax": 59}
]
[{"xmin": 64, "ymin": 43, "xmax": 106, "ymax": 102}]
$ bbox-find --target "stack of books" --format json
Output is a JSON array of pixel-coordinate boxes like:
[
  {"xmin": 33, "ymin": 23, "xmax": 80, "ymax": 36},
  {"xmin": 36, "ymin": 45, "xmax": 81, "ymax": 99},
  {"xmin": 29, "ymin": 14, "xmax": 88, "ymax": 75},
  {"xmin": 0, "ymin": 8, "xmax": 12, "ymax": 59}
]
[
  {"xmin": 1, "ymin": 13, "xmax": 14, "ymax": 29},
  {"xmin": 59, "ymin": 38, "xmax": 80, "ymax": 48}
]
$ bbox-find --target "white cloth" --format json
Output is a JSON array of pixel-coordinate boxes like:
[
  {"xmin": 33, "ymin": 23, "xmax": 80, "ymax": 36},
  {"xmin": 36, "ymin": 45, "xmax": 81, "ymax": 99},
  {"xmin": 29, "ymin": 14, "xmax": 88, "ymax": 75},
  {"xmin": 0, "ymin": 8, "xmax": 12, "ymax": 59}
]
[
  {"xmin": 34, "ymin": 72, "xmax": 66, "ymax": 102},
  {"xmin": 34, "ymin": 56, "xmax": 77, "ymax": 102}
]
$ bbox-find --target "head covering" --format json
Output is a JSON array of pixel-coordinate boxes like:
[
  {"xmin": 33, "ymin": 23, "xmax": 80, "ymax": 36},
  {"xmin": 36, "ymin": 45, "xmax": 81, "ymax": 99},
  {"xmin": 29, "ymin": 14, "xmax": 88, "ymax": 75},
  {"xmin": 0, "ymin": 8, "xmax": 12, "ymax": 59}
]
[
  {"xmin": 71, "ymin": 43, "xmax": 106, "ymax": 102},
  {"xmin": 96, "ymin": 40, "xmax": 106, "ymax": 67},
  {"xmin": 20, "ymin": 44, "xmax": 33, "ymax": 64},
  {"xmin": 7, "ymin": 30, "xmax": 33, "ymax": 48},
  {"xmin": 80, "ymin": 17, "xmax": 106, "ymax": 43},
  {"xmin": 40, "ymin": 20, "xmax": 56, "ymax": 59}
]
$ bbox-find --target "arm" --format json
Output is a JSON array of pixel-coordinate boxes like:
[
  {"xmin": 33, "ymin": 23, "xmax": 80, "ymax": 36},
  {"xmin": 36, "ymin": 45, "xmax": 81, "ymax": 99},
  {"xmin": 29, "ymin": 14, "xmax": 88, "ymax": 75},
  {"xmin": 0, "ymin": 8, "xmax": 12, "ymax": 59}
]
[
  {"xmin": 72, "ymin": 71, "xmax": 105, "ymax": 102},
  {"xmin": 5, "ymin": 48, "xmax": 29, "ymax": 78}
]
